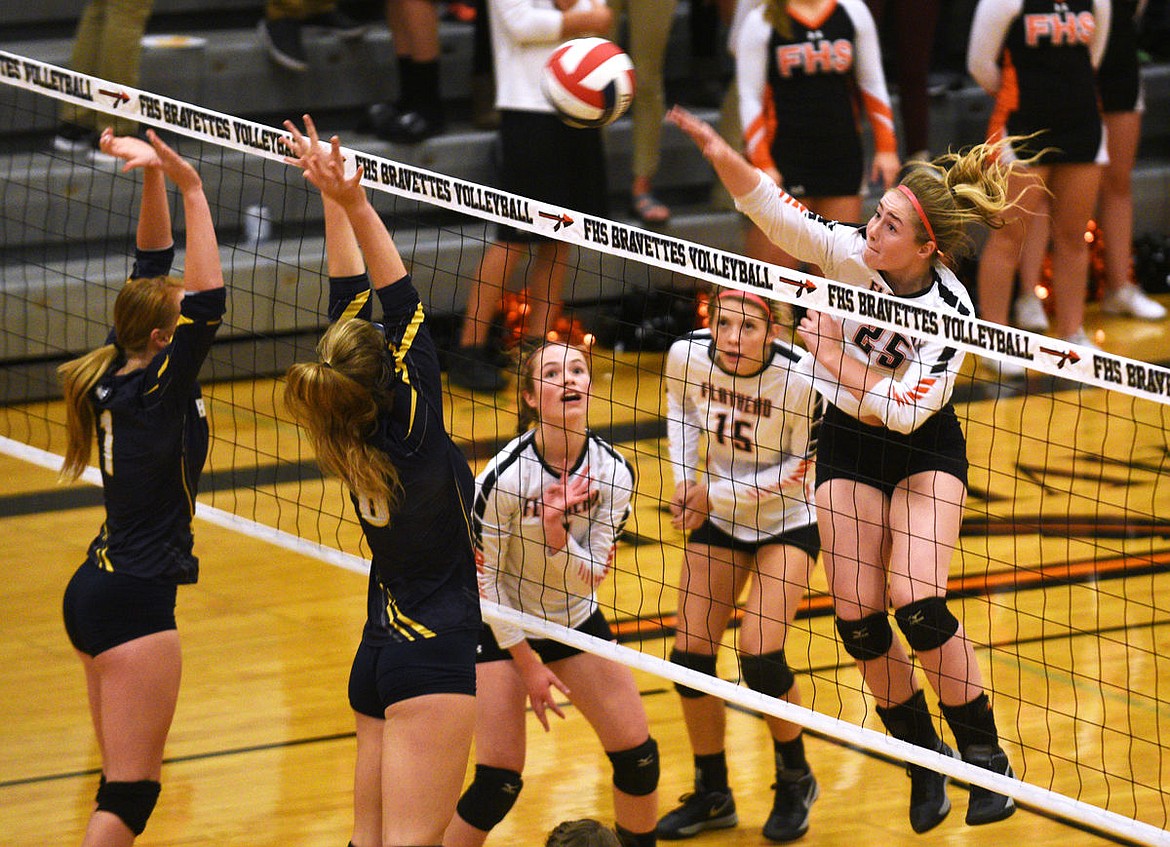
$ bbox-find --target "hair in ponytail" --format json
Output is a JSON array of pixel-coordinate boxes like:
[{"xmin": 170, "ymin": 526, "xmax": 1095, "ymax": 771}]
[
  {"xmin": 57, "ymin": 275, "xmax": 183, "ymax": 481},
  {"xmin": 897, "ymin": 134, "xmax": 1050, "ymax": 260},
  {"xmin": 284, "ymin": 318, "xmax": 402, "ymax": 509},
  {"xmin": 763, "ymin": 0, "xmax": 794, "ymax": 40}
]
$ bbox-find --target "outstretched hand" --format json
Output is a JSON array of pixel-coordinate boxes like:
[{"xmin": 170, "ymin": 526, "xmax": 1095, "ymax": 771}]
[
  {"xmin": 667, "ymin": 105, "xmax": 732, "ymax": 161},
  {"xmin": 99, "ymin": 128, "xmax": 161, "ymax": 172},
  {"xmin": 283, "ymin": 115, "xmax": 365, "ymax": 208},
  {"xmin": 148, "ymin": 130, "xmax": 202, "ymax": 192}
]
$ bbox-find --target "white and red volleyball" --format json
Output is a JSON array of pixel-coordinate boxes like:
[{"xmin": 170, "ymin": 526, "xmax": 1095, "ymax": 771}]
[{"xmin": 541, "ymin": 37, "xmax": 636, "ymax": 129}]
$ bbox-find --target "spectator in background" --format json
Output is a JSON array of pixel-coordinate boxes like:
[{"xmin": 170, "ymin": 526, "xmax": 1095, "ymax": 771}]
[
  {"xmin": 611, "ymin": 0, "xmax": 677, "ymax": 224},
  {"xmin": 55, "ymin": 0, "xmax": 155, "ymax": 157},
  {"xmin": 447, "ymin": 0, "xmax": 614, "ymax": 393},
  {"xmin": 363, "ymin": 0, "xmax": 447, "ymax": 142},
  {"xmin": 736, "ymin": 0, "xmax": 900, "ymax": 273},
  {"xmin": 968, "ymin": 0, "xmax": 1110, "ymax": 375},
  {"xmin": 1097, "ymin": 0, "xmax": 1166, "ymax": 320},
  {"xmin": 865, "ymin": 0, "xmax": 941, "ymax": 160},
  {"xmin": 257, "ymin": 0, "xmax": 367, "ymax": 73}
]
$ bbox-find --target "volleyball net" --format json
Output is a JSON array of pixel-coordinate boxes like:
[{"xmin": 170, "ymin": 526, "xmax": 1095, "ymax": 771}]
[{"xmin": 2, "ymin": 52, "xmax": 1168, "ymax": 845}]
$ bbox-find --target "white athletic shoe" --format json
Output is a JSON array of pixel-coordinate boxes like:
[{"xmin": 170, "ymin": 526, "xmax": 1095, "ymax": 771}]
[
  {"xmin": 1062, "ymin": 327, "xmax": 1100, "ymax": 350},
  {"xmin": 981, "ymin": 356, "xmax": 1027, "ymax": 381},
  {"xmin": 1012, "ymin": 292, "xmax": 1050, "ymax": 332},
  {"xmin": 1100, "ymin": 285, "xmax": 1168, "ymax": 321}
]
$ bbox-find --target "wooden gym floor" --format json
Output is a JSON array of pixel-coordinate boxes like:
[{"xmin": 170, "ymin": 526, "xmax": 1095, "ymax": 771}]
[{"xmin": 2, "ymin": 299, "xmax": 1169, "ymax": 847}]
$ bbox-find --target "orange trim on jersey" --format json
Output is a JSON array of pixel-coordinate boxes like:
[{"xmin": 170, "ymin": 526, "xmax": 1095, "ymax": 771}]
[
  {"xmin": 987, "ymin": 51, "xmax": 1019, "ymax": 148},
  {"xmin": 744, "ymin": 84, "xmax": 779, "ymax": 172},
  {"xmin": 860, "ymin": 88, "xmax": 897, "ymax": 154},
  {"xmin": 788, "ymin": 0, "xmax": 838, "ymax": 31}
]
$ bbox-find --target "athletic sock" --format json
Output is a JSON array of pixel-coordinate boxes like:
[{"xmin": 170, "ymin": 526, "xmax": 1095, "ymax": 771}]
[
  {"xmin": 774, "ymin": 734, "xmax": 808, "ymax": 773},
  {"xmin": 615, "ymin": 823, "xmax": 657, "ymax": 847},
  {"xmin": 694, "ymin": 751, "xmax": 729, "ymax": 793},
  {"xmin": 876, "ymin": 689, "xmax": 942, "ymax": 748},
  {"xmin": 940, "ymin": 692, "xmax": 998, "ymax": 755}
]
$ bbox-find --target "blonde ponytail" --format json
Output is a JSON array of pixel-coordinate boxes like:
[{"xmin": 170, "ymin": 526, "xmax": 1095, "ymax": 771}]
[{"xmin": 284, "ymin": 319, "xmax": 402, "ymax": 509}]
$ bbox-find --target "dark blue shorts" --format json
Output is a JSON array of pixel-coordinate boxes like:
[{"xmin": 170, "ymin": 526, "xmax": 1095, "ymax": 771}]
[
  {"xmin": 688, "ymin": 520, "xmax": 821, "ymax": 560},
  {"xmin": 475, "ymin": 607, "xmax": 614, "ymax": 664},
  {"xmin": 348, "ymin": 628, "xmax": 478, "ymax": 718},
  {"xmin": 62, "ymin": 562, "xmax": 177, "ymax": 657}
]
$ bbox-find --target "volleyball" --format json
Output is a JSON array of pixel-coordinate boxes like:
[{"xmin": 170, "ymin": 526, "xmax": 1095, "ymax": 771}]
[{"xmin": 541, "ymin": 37, "xmax": 636, "ymax": 129}]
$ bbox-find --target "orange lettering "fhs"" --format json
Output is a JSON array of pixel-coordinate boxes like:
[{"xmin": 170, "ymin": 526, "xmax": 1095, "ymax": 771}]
[
  {"xmin": 1024, "ymin": 12, "xmax": 1095, "ymax": 46},
  {"xmin": 775, "ymin": 39, "xmax": 853, "ymax": 77}
]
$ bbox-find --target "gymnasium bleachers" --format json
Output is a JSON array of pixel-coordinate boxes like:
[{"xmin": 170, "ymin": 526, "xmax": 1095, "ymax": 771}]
[{"xmin": 2, "ymin": 0, "xmax": 1168, "ymax": 394}]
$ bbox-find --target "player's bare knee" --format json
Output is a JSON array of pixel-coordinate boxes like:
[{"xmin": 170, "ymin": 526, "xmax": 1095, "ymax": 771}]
[
  {"xmin": 739, "ymin": 649, "xmax": 795, "ymax": 699},
  {"xmin": 607, "ymin": 737, "xmax": 659, "ymax": 796},
  {"xmin": 455, "ymin": 764, "xmax": 523, "ymax": 832},
  {"xmin": 895, "ymin": 597, "xmax": 959, "ymax": 652},
  {"xmin": 95, "ymin": 779, "xmax": 161, "ymax": 836},
  {"xmin": 669, "ymin": 648, "xmax": 718, "ymax": 698},
  {"xmin": 836, "ymin": 612, "xmax": 894, "ymax": 661}
]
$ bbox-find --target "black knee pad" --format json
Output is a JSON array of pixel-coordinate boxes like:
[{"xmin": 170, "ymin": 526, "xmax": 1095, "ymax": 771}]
[
  {"xmin": 456, "ymin": 764, "xmax": 523, "ymax": 832},
  {"xmin": 739, "ymin": 649, "xmax": 796, "ymax": 699},
  {"xmin": 95, "ymin": 779, "xmax": 161, "ymax": 836},
  {"xmin": 669, "ymin": 648, "xmax": 718, "ymax": 699},
  {"xmin": 607, "ymin": 736, "xmax": 659, "ymax": 796},
  {"xmin": 836, "ymin": 612, "xmax": 894, "ymax": 662},
  {"xmin": 895, "ymin": 597, "xmax": 959, "ymax": 653}
]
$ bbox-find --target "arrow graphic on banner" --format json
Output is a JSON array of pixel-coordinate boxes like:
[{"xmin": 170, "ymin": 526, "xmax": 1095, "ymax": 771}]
[
  {"xmin": 539, "ymin": 211, "xmax": 574, "ymax": 231},
  {"xmin": 1039, "ymin": 345, "xmax": 1081, "ymax": 369},
  {"xmin": 782, "ymin": 277, "xmax": 818, "ymax": 297},
  {"xmin": 99, "ymin": 88, "xmax": 130, "ymax": 108}
]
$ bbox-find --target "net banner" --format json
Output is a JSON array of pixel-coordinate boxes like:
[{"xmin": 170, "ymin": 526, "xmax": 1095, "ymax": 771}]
[{"xmin": 4, "ymin": 49, "xmax": 1169, "ymax": 404}]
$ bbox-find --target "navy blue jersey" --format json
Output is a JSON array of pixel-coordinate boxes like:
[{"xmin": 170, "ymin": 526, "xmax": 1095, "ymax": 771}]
[
  {"xmin": 326, "ymin": 273, "xmax": 481, "ymax": 645},
  {"xmin": 85, "ymin": 247, "xmax": 226, "ymax": 584}
]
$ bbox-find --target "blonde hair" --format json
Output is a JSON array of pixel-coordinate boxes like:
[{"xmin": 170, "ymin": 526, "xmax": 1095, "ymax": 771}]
[
  {"xmin": 283, "ymin": 319, "xmax": 402, "ymax": 508},
  {"xmin": 545, "ymin": 819, "xmax": 622, "ymax": 847},
  {"xmin": 898, "ymin": 135, "xmax": 1048, "ymax": 260},
  {"xmin": 57, "ymin": 275, "xmax": 183, "ymax": 481},
  {"xmin": 763, "ymin": 0, "xmax": 794, "ymax": 40},
  {"xmin": 516, "ymin": 342, "xmax": 592, "ymax": 436}
]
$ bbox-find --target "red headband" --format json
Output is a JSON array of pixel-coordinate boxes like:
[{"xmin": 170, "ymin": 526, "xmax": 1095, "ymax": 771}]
[
  {"xmin": 897, "ymin": 184, "xmax": 936, "ymax": 245},
  {"xmin": 715, "ymin": 289, "xmax": 773, "ymax": 320}
]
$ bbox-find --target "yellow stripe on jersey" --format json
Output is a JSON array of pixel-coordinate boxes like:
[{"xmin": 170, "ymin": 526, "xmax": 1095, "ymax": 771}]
[
  {"xmin": 340, "ymin": 290, "xmax": 371, "ymax": 323},
  {"xmin": 96, "ymin": 523, "xmax": 113, "ymax": 571},
  {"xmin": 393, "ymin": 302, "xmax": 425, "ymax": 386},
  {"xmin": 176, "ymin": 315, "xmax": 193, "ymax": 326},
  {"xmin": 382, "ymin": 582, "xmax": 437, "ymax": 640},
  {"xmin": 394, "ymin": 302, "xmax": 426, "ymax": 438}
]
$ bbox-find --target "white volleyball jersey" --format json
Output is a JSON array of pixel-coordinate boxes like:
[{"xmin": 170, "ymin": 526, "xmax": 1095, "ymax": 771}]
[
  {"xmin": 735, "ymin": 171, "xmax": 976, "ymax": 434},
  {"xmin": 664, "ymin": 329, "xmax": 820, "ymax": 542},
  {"xmin": 473, "ymin": 429, "xmax": 634, "ymax": 650}
]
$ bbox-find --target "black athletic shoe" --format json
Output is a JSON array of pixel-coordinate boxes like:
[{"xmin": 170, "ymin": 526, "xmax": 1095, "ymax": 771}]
[
  {"xmin": 379, "ymin": 110, "xmax": 445, "ymax": 143},
  {"xmin": 448, "ymin": 346, "xmax": 506, "ymax": 393},
  {"xmin": 303, "ymin": 9, "xmax": 367, "ymax": 39},
  {"xmin": 257, "ymin": 18, "xmax": 308, "ymax": 72},
  {"xmin": 907, "ymin": 740, "xmax": 955, "ymax": 834},
  {"xmin": 762, "ymin": 769, "xmax": 818, "ymax": 842},
  {"xmin": 963, "ymin": 744, "xmax": 1017, "ymax": 825},
  {"xmin": 656, "ymin": 786, "xmax": 738, "ymax": 840}
]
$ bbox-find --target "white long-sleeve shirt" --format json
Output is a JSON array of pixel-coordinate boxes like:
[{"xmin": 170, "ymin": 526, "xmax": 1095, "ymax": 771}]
[
  {"xmin": 735, "ymin": 171, "xmax": 975, "ymax": 434},
  {"xmin": 473, "ymin": 429, "xmax": 634, "ymax": 650},
  {"xmin": 490, "ymin": 0, "xmax": 597, "ymax": 112},
  {"xmin": 664, "ymin": 329, "xmax": 820, "ymax": 542}
]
